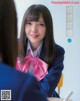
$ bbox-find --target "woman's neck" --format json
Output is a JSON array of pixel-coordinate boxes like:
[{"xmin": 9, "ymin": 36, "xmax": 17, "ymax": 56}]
[
  {"xmin": 30, "ymin": 42, "xmax": 40, "ymax": 52},
  {"xmin": 31, "ymin": 46, "xmax": 38, "ymax": 52}
]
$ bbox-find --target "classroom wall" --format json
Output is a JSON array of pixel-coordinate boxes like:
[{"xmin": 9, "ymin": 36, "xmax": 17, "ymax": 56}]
[{"xmin": 14, "ymin": 0, "xmax": 80, "ymax": 101}]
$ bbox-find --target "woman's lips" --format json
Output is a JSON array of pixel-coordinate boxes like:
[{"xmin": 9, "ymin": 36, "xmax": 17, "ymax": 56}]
[{"xmin": 31, "ymin": 35, "xmax": 39, "ymax": 38}]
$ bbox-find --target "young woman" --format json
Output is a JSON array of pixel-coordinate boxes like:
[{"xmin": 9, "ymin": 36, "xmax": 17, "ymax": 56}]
[
  {"xmin": 0, "ymin": 1, "xmax": 47, "ymax": 101},
  {"xmin": 16, "ymin": 4, "xmax": 65, "ymax": 97}
]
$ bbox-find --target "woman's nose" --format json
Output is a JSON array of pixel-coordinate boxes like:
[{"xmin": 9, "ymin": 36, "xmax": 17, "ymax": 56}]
[{"xmin": 31, "ymin": 24, "xmax": 37, "ymax": 33}]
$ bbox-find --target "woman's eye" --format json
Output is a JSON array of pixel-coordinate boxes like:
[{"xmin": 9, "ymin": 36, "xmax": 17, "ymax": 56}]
[
  {"xmin": 39, "ymin": 23, "xmax": 45, "ymax": 26},
  {"xmin": 26, "ymin": 22, "xmax": 32, "ymax": 25}
]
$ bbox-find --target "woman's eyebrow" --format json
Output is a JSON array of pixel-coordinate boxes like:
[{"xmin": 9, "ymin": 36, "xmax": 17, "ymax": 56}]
[
  {"xmin": 37, "ymin": 21, "xmax": 45, "ymax": 23},
  {"xmin": 26, "ymin": 20, "xmax": 45, "ymax": 23}
]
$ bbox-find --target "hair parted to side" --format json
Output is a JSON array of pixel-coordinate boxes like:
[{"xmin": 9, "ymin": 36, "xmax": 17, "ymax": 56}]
[
  {"xmin": 19, "ymin": 4, "xmax": 55, "ymax": 65},
  {"xmin": 0, "ymin": 0, "xmax": 18, "ymax": 67}
]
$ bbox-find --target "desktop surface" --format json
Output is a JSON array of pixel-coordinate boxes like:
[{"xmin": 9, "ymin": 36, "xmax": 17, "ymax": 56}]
[{"xmin": 48, "ymin": 97, "xmax": 73, "ymax": 101}]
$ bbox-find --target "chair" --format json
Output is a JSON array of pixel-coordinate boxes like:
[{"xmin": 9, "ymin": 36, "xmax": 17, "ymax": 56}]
[{"xmin": 57, "ymin": 74, "xmax": 64, "ymax": 96}]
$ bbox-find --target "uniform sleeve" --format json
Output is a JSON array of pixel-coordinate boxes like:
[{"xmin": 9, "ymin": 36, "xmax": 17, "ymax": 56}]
[
  {"xmin": 40, "ymin": 45, "xmax": 65, "ymax": 97},
  {"xmin": 18, "ymin": 73, "xmax": 48, "ymax": 101}
]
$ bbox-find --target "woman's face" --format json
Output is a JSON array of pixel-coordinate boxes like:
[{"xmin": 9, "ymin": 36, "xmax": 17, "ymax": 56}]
[{"xmin": 25, "ymin": 16, "xmax": 46, "ymax": 49}]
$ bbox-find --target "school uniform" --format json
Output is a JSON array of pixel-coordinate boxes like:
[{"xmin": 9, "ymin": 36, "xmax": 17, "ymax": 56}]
[
  {"xmin": 39, "ymin": 44, "xmax": 65, "ymax": 97},
  {"xmin": 0, "ymin": 63, "xmax": 47, "ymax": 101},
  {"xmin": 16, "ymin": 40, "xmax": 65, "ymax": 97}
]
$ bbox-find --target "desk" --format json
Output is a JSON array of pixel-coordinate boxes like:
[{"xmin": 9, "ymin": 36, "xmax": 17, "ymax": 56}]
[{"xmin": 48, "ymin": 97, "xmax": 73, "ymax": 101}]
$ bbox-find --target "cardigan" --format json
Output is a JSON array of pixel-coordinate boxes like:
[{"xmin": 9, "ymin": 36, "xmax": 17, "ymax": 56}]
[{"xmin": 0, "ymin": 63, "xmax": 47, "ymax": 101}]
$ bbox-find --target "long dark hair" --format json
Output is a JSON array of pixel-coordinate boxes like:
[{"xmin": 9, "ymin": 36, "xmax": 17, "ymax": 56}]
[
  {"xmin": 0, "ymin": 0, "xmax": 18, "ymax": 67},
  {"xmin": 19, "ymin": 4, "xmax": 55, "ymax": 65}
]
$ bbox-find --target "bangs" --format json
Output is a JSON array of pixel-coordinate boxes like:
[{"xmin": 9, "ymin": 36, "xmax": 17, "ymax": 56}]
[{"xmin": 26, "ymin": 7, "xmax": 42, "ymax": 21}]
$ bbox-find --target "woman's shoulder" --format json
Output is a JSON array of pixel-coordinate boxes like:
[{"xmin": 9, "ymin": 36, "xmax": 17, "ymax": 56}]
[
  {"xmin": 0, "ymin": 63, "xmax": 35, "ymax": 81},
  {"xmin": 0, "ymin": 63, "xmax": 47, "ymax": 101},
  {"xmin": 55, "ymin": 44, "xmax": 65, "ymax": 55},
  {"xmin": 0, "ymin": 63, "xmax": 40, "ymax": 86}
]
